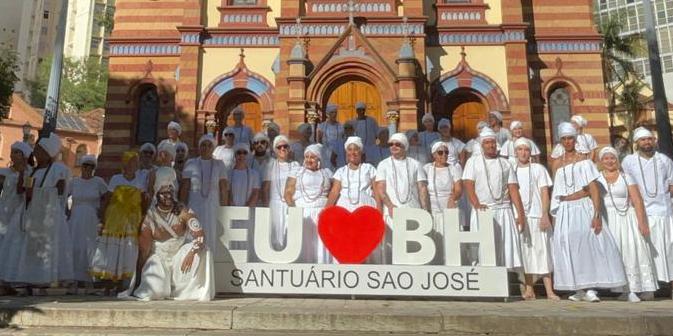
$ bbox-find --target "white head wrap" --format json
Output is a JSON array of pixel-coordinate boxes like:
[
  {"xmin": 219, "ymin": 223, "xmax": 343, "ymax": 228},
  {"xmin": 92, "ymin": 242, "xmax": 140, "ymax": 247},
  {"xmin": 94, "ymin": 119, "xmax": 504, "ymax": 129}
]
[
  {"xmin": 489, "ymin": 111, "xmax": 503, "ymax": 121},
  {"xmin": 157, "ymin": 141, "xmax": 176, "ymax": 159},
  {"xmin": 509, "ymin": 120, "xmax": 523, "ymax": 130},
  {"xmin": 273, "ymin": 135, "xmax": 289, "ymax": 149},
  {"xmin": 514, "ymin": 137, "xmax": 531, "ymax": 149},
  {"xmin": 154, "ymin": 167, "xmax": 178, "ymax": 198},
  {"xmin": 175, "ymin": 142, "xmax": 188, "ymax": 156},
  {"xmin": 11, "ymin": 141, "xmax": 32, "ymax": 158},
  {"xmin": 222, "ymin": 126, "xmax": 235, "ymax": 138},
  {"xmin": 232, "ymin": 107, "xmax": 244, "ymax": 116},
  {"xmin": 438, "ymin": 118, "xmax": 452, "ymax": 129},
  {"xmin": 253, "ymin": 132, "xmax": 270, "ymax": 143},
  {"xmin": 479, "ymin": 127, "xmax": 497, "ymax": 143},
  {"xmin": 388, "ymin": 132, "xmax": 409, "ymax": 150},
  {"xmin": 405, "ymin": 129, "xmax": 418, "ymax": 139},
  {"xmin": 431, "ymin": 140, "xmax": 448, "ymax": 154},
  {"xmin": 355, "ymin": 102, "xmax": 366, "ymax": 110},
  {"xmin": 571, "ymin": 115, "xmax": 588, "ymax": 128},
  {"xmin": 297, "ymin": 123, "xmax": 312, "ymax": 135},
  {"xmin": 557, "ymin": 122, "xmax": 577, "ymax": 138},
  {"xmin": 476, "ymin": 121, "xmax": 488, "ymax": 131},
  {"xmin": 167, "ymin": 121, "xmax": 182, "ymax": 135},
  {"xmin": 633, "ymin": 127, "xmax": 654, "ymax": 142},
  {"xmin": 37, "ymin": 133, "xmax": 62, "ymax": 158},
  {"xmin": 599, "ymin": 146, "xmax": 619, "ymax": 161},
  {"xmin": 140, "ymin": 142, "xmax": 156, "ymax": 154},
  {"xmin": 266, "ymin": 120, "xmax": 280, "ymax": 133},
  {"xmin": 325, "ymin": 103, "xmax": 338, "ymax": 114},
  {"xmin": 80, "ymin": 154, "xmax": 97, "ymax": 166},
  {"xmin": 232, "ymin": 142, "xmax": 250, "ymax": 154},
  {"xmin": 422, "ymin": 114, "xmax": 435, "ymax": 123},
  {"xmin": 198, "ymin": 134, "xmax": 216, "ymax": 147},
  {"xmin": 304, "ymin": 143, "xmax": 323, "ymax": 161},
  {"xmin": 344, "ymin": 136, "xmax": 363, "ymax": 150}
]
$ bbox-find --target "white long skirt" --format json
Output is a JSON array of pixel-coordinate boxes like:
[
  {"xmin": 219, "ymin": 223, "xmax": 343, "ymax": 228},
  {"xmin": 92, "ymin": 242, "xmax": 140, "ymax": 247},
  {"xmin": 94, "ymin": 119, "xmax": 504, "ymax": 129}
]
[
  {"xmin": 552, "ymin": 198, "xmax": 626, "ymax": 290},
  {"xmin": 301, "ymin": 206, "xmax": 332, "ymax": 264},
  {"xmin": 68, "ymin": 203, "xmax": 99, "ymax": 282},
  {"xmin": 11, "ymin": 188, "xmax": 74, "ymax": 284},
  {"xmin": 269, "ymin": 199, "xmax": 289, "ymax": 250},
  {"xmin": 606, "ymin": 208, "xmax": 658, "ymax": 293},
  {"xmin": 520, "ymin": 217, "xmax": 553, "ymax": 275},
  {"xmin": 0, "ymin": 207, "xmax": 27, "ymax": 282},
  {"xmin": 470, "ymin": 206, "xmax": 523, "ymax": 270},
  {"xmin": 647, "ymin": 215, "xmax": 673, "ymax": 282},
  {"xmin": 90, "ymin": 236, "xmax": 138, "ymax": 281},
  {"xmin": 188, "ymin": 191, "xmax": 220, "ymax": 252},
  {"xmin": 131, "ymin": 239, "xmax": 214, "ymax": 301}
]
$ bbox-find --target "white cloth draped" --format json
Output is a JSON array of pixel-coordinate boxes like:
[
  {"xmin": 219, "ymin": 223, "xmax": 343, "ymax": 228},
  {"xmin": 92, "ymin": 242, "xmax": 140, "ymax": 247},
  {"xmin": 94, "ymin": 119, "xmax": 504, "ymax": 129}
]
[
  {"xmin": 265, "ymin": 159, "xmax": 300, "ymax": 250},
  {"xmin": 0, "ymin": 167, "xmax": 30, "ymax": 282},
  {"xmin": 424, "ymin": 163, "xmax": 463, "ymax": 265},
  {"xmin": 68, "ymin": 177, "xmax": 108, "ymax": 281},
  {"xmin": 291, "ymin": 167, "xmax": 333, "ymax": 264}
]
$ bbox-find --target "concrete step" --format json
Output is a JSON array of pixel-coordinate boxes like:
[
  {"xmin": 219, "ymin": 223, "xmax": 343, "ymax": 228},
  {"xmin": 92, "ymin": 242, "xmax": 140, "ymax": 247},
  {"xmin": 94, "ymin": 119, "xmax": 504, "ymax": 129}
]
[{"xmin": 2, "ymin": 296, "xmax": 673, "ymax": 335}]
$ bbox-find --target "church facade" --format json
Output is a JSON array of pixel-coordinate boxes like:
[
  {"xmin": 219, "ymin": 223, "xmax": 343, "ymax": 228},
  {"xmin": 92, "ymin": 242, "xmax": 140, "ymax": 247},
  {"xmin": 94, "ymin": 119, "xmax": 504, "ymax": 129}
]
[{"xmin": 100, "ymin": 0, "xmax": 608, "ymax": 175}]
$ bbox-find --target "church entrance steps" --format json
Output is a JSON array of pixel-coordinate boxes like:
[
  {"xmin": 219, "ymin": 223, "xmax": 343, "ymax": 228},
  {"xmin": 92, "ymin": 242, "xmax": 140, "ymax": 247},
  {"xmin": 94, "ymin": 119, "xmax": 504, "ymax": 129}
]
[{"xmin": 2, "ymin": 296, "xmax": 673, "ymax": 335}]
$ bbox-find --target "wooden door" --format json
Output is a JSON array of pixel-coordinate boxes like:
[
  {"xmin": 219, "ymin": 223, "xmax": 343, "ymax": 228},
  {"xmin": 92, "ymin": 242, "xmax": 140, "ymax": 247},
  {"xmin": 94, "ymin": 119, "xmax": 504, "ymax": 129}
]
[
  {"xmin": 327, "ymin": 81, "xmax": 383, "ymax": 124},
  {"xmin": 452, "ymin": 101, "xmax": 487, "ymax": 141},
  {"xmin": 227, "ymin": 101, "xmax": 262, "ymax": 133}
]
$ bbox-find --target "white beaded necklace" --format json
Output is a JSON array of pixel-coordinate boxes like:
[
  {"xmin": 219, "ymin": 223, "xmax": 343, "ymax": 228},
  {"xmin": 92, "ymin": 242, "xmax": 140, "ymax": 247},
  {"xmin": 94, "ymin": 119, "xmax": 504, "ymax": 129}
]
[
  {"xmin": 345, "ymin": 163, "xmax": 363, "ymax": 205},
  {"xmin": 481, "ymin": 155, "xmax": 508, "ymax": 203},
  {"xmin": 298, "ymin": 168, "xmax": 326, "ymax": 202},
  {"xmin": 391, "ymin": 157, "xmax": 412, "ymax": 205},
  {"xmin": 637, "ymin": 154, "xmax": 658, "ymax": 198},
  {"xmin": 603, "ymin": 171, "xmax": 630, "ymax": 216}
]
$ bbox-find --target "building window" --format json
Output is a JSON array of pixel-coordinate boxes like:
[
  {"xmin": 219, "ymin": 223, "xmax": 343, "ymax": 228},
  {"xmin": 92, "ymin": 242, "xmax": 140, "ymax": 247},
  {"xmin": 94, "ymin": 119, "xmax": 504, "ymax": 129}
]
[
  {"xmin": 230, "ymin": 0, "xmax": 257, "ymax": 4},
  {"xmin": 75, "ymin": 144, "xmax": 88, "ymax": 166},
  {"xmin": 549, "ymin": 86, "xmax": 571, "ymax": 142},
  {"xmin": 43, "ymin": 11, "xmax": 49, "ymax": 19},
  {"xmin": 136, "ymin": 86, "xmax": 160, "ymax": 145}
]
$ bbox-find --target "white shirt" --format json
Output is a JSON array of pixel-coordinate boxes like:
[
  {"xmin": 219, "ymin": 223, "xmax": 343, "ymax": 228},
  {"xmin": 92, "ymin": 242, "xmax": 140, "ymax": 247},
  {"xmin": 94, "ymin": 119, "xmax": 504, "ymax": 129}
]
[
  {"xmin": 514, "ymin": 163, "xmax": 552, "ymax": 218},
  {"xmin": 500, "ymin": 137, "xmax": 541, "ymax": 159},
  {"xmin": 419, "ymin": 131, "xmax": 440, "ymax": 152},
  {"xmin": 264, "ymin": 159, "xmax": 300, "ymax": 201},
  {"xmin": 550, "ymin": 133, "xmax": 598, "ymax": 158},
  {"xmin": 213, "ymin": 145, "xmax": 235, "ymax": 170},
  {"xmin": 332, "ymin": 163, "xmax": 377, "ymax": 205},
  {"xmin": 231, "ymin": 125, "xmax": 253, "ymax": 145},
  {"xmin": 423, "ymin": 163, "xmax": 463, "ymax": 213},
  {"xmin": 375, "ymin": 156, "xmax": 427, "ymax": 208},
  {"xmin": 495, "ymin": 128, "xmax": 511, "ymax": 146},
  {"xmin": 290, "ymin": 167, "xmax": 333, "ymax": 207},
  {"xmin": 550, "ymin": 159, "xmax": 600, "ymax": 215},
  {"xmin": 318, "ymin": 121, "xmax": 344, "ymax": 145},
  {"xmin": 598, "ymin": 172, "xmax": 636, "ymax": 211},
  {"xmin": 622, "ymin": 152, "xmax": 673, "ymax": 216},
  {"xmin": 462, "ymin": 155, "xmax": 517, "ymax": 206},
  {"xmin": 351, "ymin": 117, "xmax": 379, "ymax": 146},
  {"xmin": 248, "ymin": 154, "xmax": 271, "ymax": 178},
  {"xmin": 228, "ymin": 168, "xmax": 260, "ymax": 206}
]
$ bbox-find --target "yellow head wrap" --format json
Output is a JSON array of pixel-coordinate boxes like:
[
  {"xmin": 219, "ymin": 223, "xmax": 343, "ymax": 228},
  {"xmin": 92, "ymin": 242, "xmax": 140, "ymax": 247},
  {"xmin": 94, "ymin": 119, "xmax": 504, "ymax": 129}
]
[{"xmin": 121, "ymin": 151, "xmax": 138, "ymax": 165}]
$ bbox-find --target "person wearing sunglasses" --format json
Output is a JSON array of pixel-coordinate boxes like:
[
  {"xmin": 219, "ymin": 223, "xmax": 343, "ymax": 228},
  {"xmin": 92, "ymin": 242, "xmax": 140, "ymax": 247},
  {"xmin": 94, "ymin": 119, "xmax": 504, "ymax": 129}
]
[
  {"xmin": 213, "ymin": 127, "xmax": 236, "ymax": 170},
  {"xmin": 326, "ymin": 136, "xmax": 378, "ymax": 212},
  {"xmin": 230, "ymin": 107, "xmax": 253, "ymax": 145},
  {"xmin": 375, "ymin": 132, "xmax": 429, "ymax": 263},
  {"xmin": 437, "ymin": 118, "xmax": 467, "ymax": 167},
  {"xmin": 249, "ymin": 132, "xmax": 272, "ymax": 179},
  {"xmin": 348, "ymin": 101, "xmax": 379, "ymax": 147},
  {"xmin": 423, "ymin": 141, "xmax": 462, "ymax": 265},
  {"xmin": 146, "ymin": 141, "xmax": 179, "ymax": 199},
  {"xmin": 229, "ymin": 143, "xmax": 260, "ymax": 207},
  {"xmin": 262, "ymin": 135, "xmax": 300, "ymax": 250},
  {"xmin": 66, "ymin": 155, "xmax": 109, "ymax": 294}
]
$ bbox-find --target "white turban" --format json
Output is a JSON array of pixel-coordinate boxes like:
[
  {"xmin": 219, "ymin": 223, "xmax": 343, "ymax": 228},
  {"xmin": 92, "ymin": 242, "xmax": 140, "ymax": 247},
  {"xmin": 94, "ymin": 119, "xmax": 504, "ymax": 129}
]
[
  {"xmin": 514, "ymin": 137, "xmax": 531, "ymax": 149},
  {"xmin": 557, "ymin": 122, "xmax": 577, "ymax": 138},
  {"xmin": 405, "ymin": 129, "xmax": 418, "ymax": 139},
  {"xmin": 479, "ymin": 127, "xmax": 497, "ymax": 143},
  {"xmin": 266, "ymin": 120, "xmax": 280, "ymax": 133},
  {"xmin": 154, "ymin": 167, "xmax": 178, "ymax": 198},
  {"xmin": 157, "ymin": 141, "xmax": 176, "ymax": 159},
  {"xmin": 11, "ymin": 141, "xmax": 32, "ymax": 158},
  {"xmin": 198, "ymin": 134, "xmax": 216, "ymax": 147},
  {"xmin": 355, "ymin": 101, "xmax": 366, "ymax": 110},
  {"xmin": 304, "ymin": 143, "xmax": 323, "ymax": 160},
  {"xmin": 326, "ymin": 103, "xmax": 338, "ymax": 114},
  {"xmin": 388, "ymin": 132, "xmax": 409, "ymax": 150},
  {"xmin": 571, "ymin": 115, "xmax": 588, "ymax": 128},
  {"xmin": 273, "ymin": 135, "xmax": 289, "ymax": 149},
  {"xmin": 438, "ymin": 118, "xmax": 451, "ymax": 129},
  {"xmin": 510, "ymin": 120, "xmax": 523, "ymax": 130},
  {"xmin": 232, "ymin": 107, "xmax": 244, "ymax": 116},
  {"xmin": 232, "ymin": 142, "xmax": 250, "ymax": 154},
  {"xmin": 633, "ymin": 127, "xmax": 653, "ymax": 142},
  {"xmin": 37, "ymin": 133, "xmax": 61, "ymax": 158},
  {"xmin": 222, "ymin": 126, "xmax": 235, "ymax": 137},
  {"xmin": 253, "ymin": 132, "xmax": 270, "ymax": 143},
  {"xmin": 80, "ymin": 154, "xmax": 97, "ymax": 166},
  {"xmin": 422, "ymin": 114, "xmax": 435, "ymax": 123},
  {"xmin": 297, "ymin": 123, "xmax": 312, "ymax": 134},
  {"xmin": 430, "ymin": 140, "xmax": 448, "ymax": 154},
  {"xmin": 344, "ymin": 136, "xmax": 363, "ymax": 150},
  {"xmin": 175, "ymin": 142, "xmax": 188, "ymax": 156},
  {"xmin": 599, "ymin": 146, "xmax": 619, "ymax": 161},
  {"xmin": 489, "ymin": 111, "xmax": 503, "ymax": 121},
  {"xmin": 476, "ymin": 121, "xmax": 488, "ymax": 131},
  {"xmin": 140, "ymin": 142, "xmax": 156, "ymax": 154},
  {"xmin": 167, "ymin": 121, "xmax": 182, "ymax": 135}
]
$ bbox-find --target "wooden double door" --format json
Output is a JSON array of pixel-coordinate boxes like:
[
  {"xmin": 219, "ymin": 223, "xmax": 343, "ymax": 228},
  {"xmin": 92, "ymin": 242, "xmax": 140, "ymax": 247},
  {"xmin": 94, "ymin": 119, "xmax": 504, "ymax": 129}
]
[
  {"xmin": 441, "ymin": 90, "xmax": 487, "ymax": 141},
  {"xmin": 326, "ymin": 80, "xmax": 383, "ymax": 124}
]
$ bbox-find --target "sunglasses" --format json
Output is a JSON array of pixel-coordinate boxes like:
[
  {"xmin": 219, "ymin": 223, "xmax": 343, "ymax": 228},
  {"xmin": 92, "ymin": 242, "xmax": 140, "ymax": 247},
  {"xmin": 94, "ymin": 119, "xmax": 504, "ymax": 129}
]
[
  {"xmin": 435, "ymin": 150, "xmax": 448, "ymax": 155},
  {"xmin": 224, "ymin": 133, "xmax": 234, "ymax": 137},
  {"xmin": 254, "ymin": 141, "xmax": 268, "ymax": 145},
  {"xmin": 276, "ymin": 144, "xmax": 289, "ymax": 150},
  {"xmin": 142, "ymin": 151, "xmax": 154, "ymax": 155},
  {"xmin": 235, "ymin": 151, "xmax": 248, "ymax": 155},
  {"xmin": 82, "ymin": 163, "xmax": 95, "ymax": 168},
  {"xmin": 389, "ymin": 142, "xmax": 403, "ymax": 148}
]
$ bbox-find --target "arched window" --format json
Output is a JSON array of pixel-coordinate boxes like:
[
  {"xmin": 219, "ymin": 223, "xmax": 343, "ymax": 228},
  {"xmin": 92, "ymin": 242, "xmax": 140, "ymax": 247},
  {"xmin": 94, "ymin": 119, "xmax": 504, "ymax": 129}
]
[
  {"xmin": 75, "ymin": 144, "xmax": 88, "ymax": 166},
  {"xmin": 136, "ymin": 86, "xmax": 160, "ymax": 145},
  {"xmin": 548, "ymin": 86, "xmax": 571, "ymax": 141}
]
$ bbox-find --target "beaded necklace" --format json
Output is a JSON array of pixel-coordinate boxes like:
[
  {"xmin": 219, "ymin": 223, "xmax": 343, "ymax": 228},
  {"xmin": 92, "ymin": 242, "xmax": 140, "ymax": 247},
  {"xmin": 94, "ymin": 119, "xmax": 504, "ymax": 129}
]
[
  {"xmin": 431, "ymin": 162, "xmax": 453, "ymax": 211},
  {"xmin": 637, "ymin": 154, "xmax": 658, "ymax": 198},
  {"xmin": 560, "ymin": 152, "xmax": 578, "ymax": 190},
  {"xmin": 345, "ymin": 163, "xmax": 363, "ymax": 205},
  {"xmin": 298, "ymin": 168, "xmax": 326, "ymax": 202},
  {"xmin": 481, "ymin": 155, "xmax": 508, "ymax": 203},
  {"xmin": 515, "ymin": 162, "xmax": 534, "ymax": 213},
  {"xmin": 603, "ymin": 171, "xmax": 630, "ymax": 216},
  {"xmin": 391, "ymin": 157, "xmax": 412, "ymax": 205}
]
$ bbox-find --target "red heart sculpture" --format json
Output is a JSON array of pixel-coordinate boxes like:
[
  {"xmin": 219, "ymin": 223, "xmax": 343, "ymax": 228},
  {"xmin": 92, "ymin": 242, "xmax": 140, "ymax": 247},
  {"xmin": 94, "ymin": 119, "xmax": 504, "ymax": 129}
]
[{"xmin": 318, "ymin": 205, "xmax": 385, "ymax": 264}]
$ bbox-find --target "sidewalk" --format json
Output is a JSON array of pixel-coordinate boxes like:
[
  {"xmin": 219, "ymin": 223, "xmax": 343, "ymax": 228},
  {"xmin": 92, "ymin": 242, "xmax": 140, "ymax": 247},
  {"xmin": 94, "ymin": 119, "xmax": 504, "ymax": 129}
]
[{"xmin": 2, "ymin": 295, "xmax": 673, "ymax": 335}]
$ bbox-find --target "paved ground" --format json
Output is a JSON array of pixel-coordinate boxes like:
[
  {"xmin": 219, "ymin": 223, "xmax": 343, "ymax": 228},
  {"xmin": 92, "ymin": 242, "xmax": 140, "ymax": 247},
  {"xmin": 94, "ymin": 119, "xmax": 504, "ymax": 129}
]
[{"xmin": 1, "ymin": 295, "xmax": 673, "ymax": 335}]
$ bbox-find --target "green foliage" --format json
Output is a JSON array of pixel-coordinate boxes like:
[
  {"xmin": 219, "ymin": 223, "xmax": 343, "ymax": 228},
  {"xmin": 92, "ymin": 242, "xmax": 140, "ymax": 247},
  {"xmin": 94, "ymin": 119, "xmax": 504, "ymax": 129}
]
[
  {"xmin": 598, "ymin": 15, "xmax": 640, "ymax": 84},
  {"xmin": 28, "ymin": 56, "xmax": 108, "ymax": 113},
  {"xmin": 619, "ymin": 79, "xmax": 646, "ymax": 143},
  {"xmin": 0, "ymin": 47, "xmax": 19, "ymax": 121}
]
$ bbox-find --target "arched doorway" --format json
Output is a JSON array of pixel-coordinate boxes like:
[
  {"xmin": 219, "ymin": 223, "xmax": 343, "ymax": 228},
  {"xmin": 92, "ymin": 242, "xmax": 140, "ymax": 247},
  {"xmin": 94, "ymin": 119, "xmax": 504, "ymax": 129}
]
[
  {"xmin": 214, "ymin": 89, "xmax": 263, "ymax": 142},
  {"xmin": 440, "ymin": 89, "xmax": 488, "ymax": 141},
  {"xmin": 324, "ymin": 78, "xmax": 383, "ymax": 125}
]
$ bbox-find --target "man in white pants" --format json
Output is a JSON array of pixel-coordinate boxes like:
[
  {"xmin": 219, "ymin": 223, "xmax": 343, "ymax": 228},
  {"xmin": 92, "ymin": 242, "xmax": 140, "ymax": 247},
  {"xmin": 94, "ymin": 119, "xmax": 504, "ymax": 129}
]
[{"xmin": 622, "ymin": 127, "xmax": 673, "ymax": 299}]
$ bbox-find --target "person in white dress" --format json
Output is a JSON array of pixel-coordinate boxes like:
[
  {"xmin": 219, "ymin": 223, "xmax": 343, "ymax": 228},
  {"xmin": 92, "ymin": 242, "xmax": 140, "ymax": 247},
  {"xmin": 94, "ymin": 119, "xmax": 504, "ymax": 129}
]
[
  {"xmin": 512, "ymin": 138, "xmax": 558, "ymax": 300},
  {"xmin": 437, "ymin": 118, "xmax": 466, "ymax": 166},
  {"xmin": 174, "ymin": 142, "xmax": 189, "ymax": 178},
  {"xmin": 0, "ymin": 142, "xmax": 32, "ymax": 293},
  {"xmin": 375, "ymin": 133, "xmax": 429, "ymax": 264},
  {"xmin": 551, "ymin": 115, "xmax": 598, "ymax": 161},
  {"xmin": 349, "ymin": 101, "xmax": 379, "ymax": 147},
  {"xmin": 621, "ymin": 127, "xmax": 673, "ymax": 298},
  {"xmin": 284, "ymin": 144, "xmax": 333, "ymax": 263},
  {"xmin": 66, "ymin": 155, "xmax": 108, "ymax": 294},
  {"xmin": 249, "ymin": 132, "xmax": 272, "ymax": 179},
  {"xmin": 326, "ymin": 136, "xmax": 378, "ymax": 212},
  {"xmin": 290, "ymin": 123, "xmax": 314, "ymax": 165},
  {"xmin": 91, "ymin": 151, "xmax": 146, "ymax": 295},
  {"xmin": 423, "ymin": 141, "xmax": 462, "ymax": 265},
  {"xmin": 230, "ymin": 107, "xmax": 254, "ymax": 145},
  {"xmin": 419, "ymin": 114, "xmax": 440, "ymax": 153},
  {"xmin": 138, "ymin": 142, "xmax": 157, "ymax": 188},
  {"xmin": 317, "ymin": 103, "xmax": 345, "ymax": 152},
  {"xmin": 147, "ymin": 141, "xmax": 179, "ymax": 198},
  {"xmin": 364, "ymin": 127, "xmax": 390, "ymax": 166},
  {"xmin": 213, "ymin": 127, "xmax": 236, "ymax": 170},
  {"xmin": 550, "ymin": 122, "xmax": 626, "ymax": 302},
  {"xmin": 488, "ymin": 111, "xmax": 511, "ymax": 146},
  {"xmin": 179, "ymin": 134, "xmax": 229, "ymax": 252},
  {"xmin": 406, "ymin": 130, "xmax": 430, "ymax": 166},
  {"xmin": 598, "ymin": 146, "xmax": 658, "ymax": 302},
  {"xmin": 157, "ymin": 121, "xmax": 186, "ymax": 155},
  {"xmin": 464, "ymin": 121, "xmax": 489, "ymax": 160},
  {"xmin": 462, "ymin": 127, "xmax": 526, "ymax": 271},
  {"xmin": 262, "ymin": 135, "xmax": 300, "ymax": 250},
  {"xmin": 229, "ymin": 143, "xmax": 260, "ymax": 206},
  {"xmin": 123, "ymin": 171, "xmax": 214, "ymax": 301},
  {"xmin": 10, "ymin": 132, "xmax": 74, "ymax": 292},
  {"xmin": 500, "ymin": 121, "xmax": 541, "ymax": 164}
]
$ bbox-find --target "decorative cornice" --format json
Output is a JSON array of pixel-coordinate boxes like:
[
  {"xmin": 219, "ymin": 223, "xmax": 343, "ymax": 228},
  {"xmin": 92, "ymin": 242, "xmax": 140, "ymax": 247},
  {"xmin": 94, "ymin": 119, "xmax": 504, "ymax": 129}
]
[
  {"xmin": 203, "ymin": 34, "xmax": 279, "ymax": 47},
  {"xmin": 110, "ymin": 44, "xmax": 181, "ymax": 56},
  {"xmin": 278, "ymin": 22, "xmax": 424, "ymax": 37},
  {"xmin": 436, "ymin": 30, "xmax": 525, "ymax": 45},
  {"xmin": 530, "ymin": 40, "xmax": 601, "ymax": 53}
]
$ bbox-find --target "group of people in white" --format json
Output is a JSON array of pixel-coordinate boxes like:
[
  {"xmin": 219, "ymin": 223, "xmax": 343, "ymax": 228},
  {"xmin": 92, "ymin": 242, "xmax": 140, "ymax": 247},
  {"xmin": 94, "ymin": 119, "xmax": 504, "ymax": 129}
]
[{"xmin": 1, "ymin": 103, "xmax": 672, "ymax": 304}]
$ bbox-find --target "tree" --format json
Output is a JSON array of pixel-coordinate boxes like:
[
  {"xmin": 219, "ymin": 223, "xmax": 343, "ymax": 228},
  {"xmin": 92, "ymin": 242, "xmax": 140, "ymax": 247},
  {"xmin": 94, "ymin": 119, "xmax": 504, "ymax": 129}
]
[
  {"xmin": 0, "ymin": 47, "xmax": 19, "ymax": 121},
  {"xmin": 28, "ymin": 56, "xmax": 108, "ymax": 113},
  {"xmin": 618, "ymin": 79, "xmax": 646, "ymax": 146}
]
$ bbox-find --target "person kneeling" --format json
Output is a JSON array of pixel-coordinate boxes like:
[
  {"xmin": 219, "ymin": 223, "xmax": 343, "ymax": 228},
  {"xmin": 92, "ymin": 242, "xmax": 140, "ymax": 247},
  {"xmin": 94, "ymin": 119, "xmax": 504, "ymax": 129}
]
[{"xmin": 123, "ymin": 173, "xmax": 215, "ymax": 301}]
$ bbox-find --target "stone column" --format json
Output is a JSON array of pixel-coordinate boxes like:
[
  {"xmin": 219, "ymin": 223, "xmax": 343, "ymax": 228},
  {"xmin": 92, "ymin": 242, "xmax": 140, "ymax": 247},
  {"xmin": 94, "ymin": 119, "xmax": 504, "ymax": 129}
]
[
  {"xmin": 396, "ymin": 40, "xmax": 419, "ymax": 133},
  {"xmin": 386, "ymin": 110, "xmax": 400, "ymax": 134},
  {"xmin": 286, "ymin": 40, "xmax": 309, "ymax": 139}
]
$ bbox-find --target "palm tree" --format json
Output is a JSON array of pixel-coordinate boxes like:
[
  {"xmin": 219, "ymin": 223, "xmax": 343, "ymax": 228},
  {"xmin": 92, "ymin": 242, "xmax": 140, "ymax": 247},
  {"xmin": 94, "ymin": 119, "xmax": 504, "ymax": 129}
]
[{"xmin": 618, "ymin": 79, "xmax": 646, "ymax": 148}]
